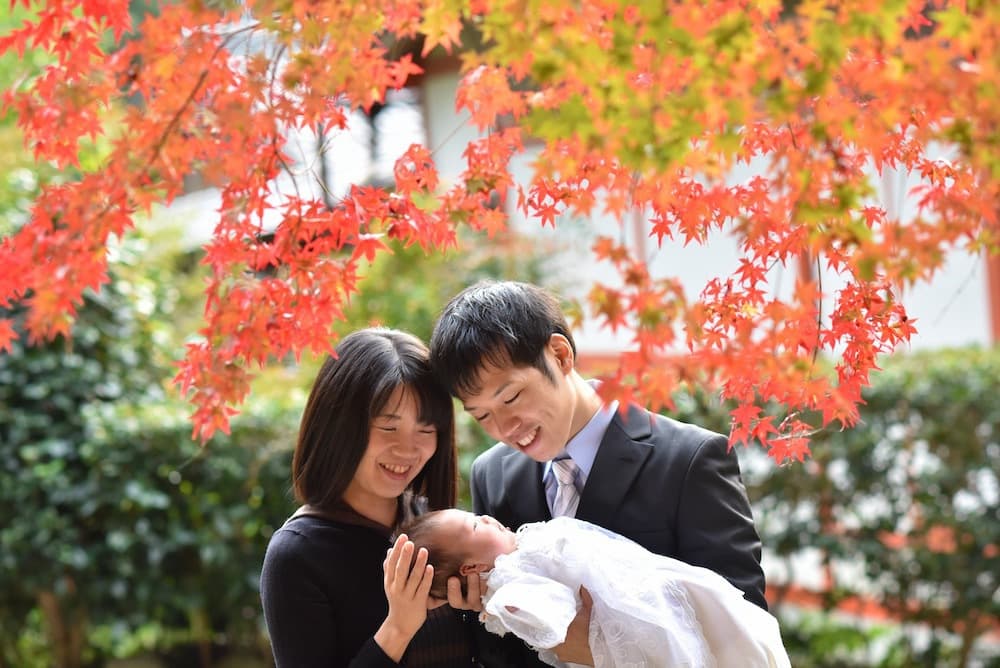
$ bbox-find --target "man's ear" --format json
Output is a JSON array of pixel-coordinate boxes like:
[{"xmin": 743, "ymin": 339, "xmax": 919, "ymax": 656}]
[{"xmin": 548, "ymin": 333, "xmax": 575, "ymax": 373}]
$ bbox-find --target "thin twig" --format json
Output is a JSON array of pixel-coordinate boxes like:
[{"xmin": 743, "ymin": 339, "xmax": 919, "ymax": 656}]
[
  {"xmin": 144, "ymin": 21, "xmax": 262, "ymax": 173},
  {"xmin": 812, "ymin": 253, "xmax": 823, "ymax": 367}
]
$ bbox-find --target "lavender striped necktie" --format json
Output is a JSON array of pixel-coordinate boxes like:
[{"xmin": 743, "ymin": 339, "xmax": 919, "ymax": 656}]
[{"xmin": 551, "ymin": 457, "xmax": 580, "ymax": 518}]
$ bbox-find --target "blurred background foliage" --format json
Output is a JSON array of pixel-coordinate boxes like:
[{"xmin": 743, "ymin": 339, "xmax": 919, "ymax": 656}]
[
  {"xmin": 2, "ymin": 210, "xmax": 997, "ymax": 666},
  {"xmin": 0, "ymin": 62, "xmax": 561, "ymax": 658},
  {"xmin": 0, "ymin": 4, "xmax": 557, "ymax": 661},
  {"xmin": 1, "ymin": 4, "xmax": 997, "ymax": 667},
  {"xmin": 1, "ymin": 4, "xmax": 52, "ymax": 239},
  {"xmin": 672, "ymin": 350, "xmax": 1000, "ymax": 667},
  {"xmin": 0, "ymin": 220, "xmax": 559, "ymax": 667}
]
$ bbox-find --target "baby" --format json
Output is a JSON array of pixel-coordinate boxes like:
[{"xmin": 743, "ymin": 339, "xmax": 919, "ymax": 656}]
[{"xmin": 401, "ymin": 509, "xmax": 790, "ymax": 668}]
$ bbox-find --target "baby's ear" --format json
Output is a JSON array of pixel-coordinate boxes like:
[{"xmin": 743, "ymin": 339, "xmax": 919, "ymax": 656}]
[{"xmin": 458, "ymin": 562, "xmax": 485, "ymax": 576}]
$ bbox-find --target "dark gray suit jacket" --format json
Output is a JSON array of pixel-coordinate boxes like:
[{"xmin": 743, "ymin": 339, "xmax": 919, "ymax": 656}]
[{"xmin": 470, "ymin": 402, "xmax": 767, "ymax": 610}]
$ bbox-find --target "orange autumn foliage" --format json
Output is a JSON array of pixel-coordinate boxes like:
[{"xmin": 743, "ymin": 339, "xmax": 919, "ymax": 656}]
[{"xmin": 1, "ymin": 0, "xmax": 997, "ymax": 461}]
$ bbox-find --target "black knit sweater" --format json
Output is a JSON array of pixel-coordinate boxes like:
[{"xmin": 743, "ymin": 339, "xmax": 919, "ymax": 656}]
[
  {"xmin": 261, "ymin": 509, "xmax": 483, "ymax": 667},
  {"xmin": 261, "ymin": 512, "xmax": 391, "ymax": 667}
]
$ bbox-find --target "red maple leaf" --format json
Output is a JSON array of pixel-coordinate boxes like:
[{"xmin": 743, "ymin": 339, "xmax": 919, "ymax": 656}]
[{"xmin": 0, "ymin": 319, "xmax": 17, "ymax": 354}]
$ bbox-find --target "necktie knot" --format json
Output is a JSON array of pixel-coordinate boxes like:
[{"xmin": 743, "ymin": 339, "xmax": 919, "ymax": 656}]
[
  {"xmin": 551, "ymin": 457, "xmax": 580, "ymax": 518},
  {"xmin": 553, "ymin": 458, "xmax": 578, "ymax": 486}
]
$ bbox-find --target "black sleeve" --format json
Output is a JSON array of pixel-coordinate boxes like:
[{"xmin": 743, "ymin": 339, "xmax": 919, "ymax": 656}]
[
  {"xmin": 675, "ymin": 434, "xmax": 768, "ymax": 610},
  {"xmin": 260, "ymin": 529, "xmax": 397, "ymax": 668},
  {"xmin": 471, "ymin": 613, "xmax": 540, "ymax": 668}
]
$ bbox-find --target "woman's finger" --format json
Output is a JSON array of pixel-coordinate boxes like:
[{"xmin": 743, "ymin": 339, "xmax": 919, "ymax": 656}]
[
  {"xmin": 384, "ymin": 534, "xmax": 408, "ymax": 587},
  {"xmin": 393, "ymin": 540, "xmax": 415, "ymax": 586},
  {"xmin": 416, "ymin": 563, "xmax": 434, "ymax": 599},
  {"xmin": 404, "ymin": 546, "xmax": 429, "ymax": 596}
]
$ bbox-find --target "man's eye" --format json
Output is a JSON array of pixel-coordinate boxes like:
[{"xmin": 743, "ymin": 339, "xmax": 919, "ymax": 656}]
[
  {"xmin": 504, "ymin": 391, "xmax": 521, "ymax": 405},
  {"xmin": 377, "ymin": 426, "xmax": 396, "ymax": 432}
]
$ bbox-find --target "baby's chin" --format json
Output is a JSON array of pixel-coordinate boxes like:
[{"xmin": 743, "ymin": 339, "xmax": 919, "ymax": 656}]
[{"xmin": 491, "ymin": 552, "xmax": 513, "ymax": 570}]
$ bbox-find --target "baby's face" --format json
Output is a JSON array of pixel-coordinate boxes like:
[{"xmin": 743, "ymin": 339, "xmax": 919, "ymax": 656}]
[{"xmin": 438, "ymin": 509, "xmax": 517, "ymax": 571}]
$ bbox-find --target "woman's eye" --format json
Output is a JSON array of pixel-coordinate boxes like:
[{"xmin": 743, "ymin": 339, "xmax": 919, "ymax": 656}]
[
  {"xmin": 377, "ymin": 426, "xmax": 396, "ymax": 432},
  {"xmin": 504, "ymin": 391, "xmax": 521, "ymax": 405},
  {"xmin": 473, "ymin": 414, "xmax": 488, "ymax": 423}
]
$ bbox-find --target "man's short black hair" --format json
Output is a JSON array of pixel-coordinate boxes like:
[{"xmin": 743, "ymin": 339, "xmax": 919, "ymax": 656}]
[{"xmin": 430, "ymin": 280, "xmax": 576, "ymax": 397}]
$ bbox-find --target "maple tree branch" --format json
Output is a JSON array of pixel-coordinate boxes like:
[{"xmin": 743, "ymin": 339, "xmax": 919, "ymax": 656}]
[
  {"xmin": 275, "ymin": 151, "xmax": 303, "ymax": 203},
  {"xmin": 10, "ymin": 0, "xmax": 992, "ymax": 453},
  {"xmin": 59, "ymin": 21, "xmax": 267, "ymax": 275},
  {"xmin": 310, "ymin": 146, "xmax": 342, "ymax": 212},
  {"xmin": 774, "ymin": 414, "xmax": 822, "ymax": 440},
  {"xmin": 930, "ymin": 259, "xmax": 980, "ymax": 326},
  {"xmin": 428, "ymin": 117, "xmax": 472, "ymax": 159},
  {"xmin": 267, "ymin": 43, "xmax": 287, "ymax": 101},
  {"xmin": 307, "ymin": 123, "xmax": 344, "ymax": 210},
  {"xmin": 812, "ymin": 253, "xmax": 823, "ymax": 368},
  {"xmin": 143, "ymin": 21, "xmax": 262, "ymax": 174}
]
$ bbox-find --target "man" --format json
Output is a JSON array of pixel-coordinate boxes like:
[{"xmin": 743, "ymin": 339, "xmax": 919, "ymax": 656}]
[{"xmin": 429, "ymin": 280, "xmax": 766, "ymax": 665}]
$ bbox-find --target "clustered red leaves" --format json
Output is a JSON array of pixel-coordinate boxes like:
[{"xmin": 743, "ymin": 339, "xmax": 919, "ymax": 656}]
[{"xmin": 1, "ymin": 0, "xmax": 997, "ymax": 459}]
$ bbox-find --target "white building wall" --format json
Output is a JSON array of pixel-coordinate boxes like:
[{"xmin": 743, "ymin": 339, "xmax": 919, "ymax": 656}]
[{"xmin": 421, "ymin": 70, "xmax": 993, "ymax": 354}]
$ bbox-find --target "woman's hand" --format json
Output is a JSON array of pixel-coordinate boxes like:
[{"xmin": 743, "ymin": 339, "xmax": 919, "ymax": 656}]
[{"xmin": 373, "ymin": 534, "xmax": 434, "ymax": 661}]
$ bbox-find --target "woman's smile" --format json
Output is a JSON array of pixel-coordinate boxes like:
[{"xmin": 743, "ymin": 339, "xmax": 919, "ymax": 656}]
[{"xmin": 379, "ymin": 462, "xmax": 413, "ymax": 479}]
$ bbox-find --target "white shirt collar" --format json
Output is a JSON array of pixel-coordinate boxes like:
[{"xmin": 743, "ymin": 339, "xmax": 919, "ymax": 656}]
[{"xmin": 543, "ymin": 398, "xmax": 617, "ymax": 484}]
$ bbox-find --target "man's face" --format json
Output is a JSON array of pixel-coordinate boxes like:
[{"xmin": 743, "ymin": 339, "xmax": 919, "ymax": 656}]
[{"xmin": 459, "ymin": 340, "xmax": 576, "ymax": 463}]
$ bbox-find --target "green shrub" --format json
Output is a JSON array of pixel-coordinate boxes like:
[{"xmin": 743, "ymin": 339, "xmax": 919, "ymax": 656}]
[
  {"xmin": 0, "ymin": 219, "xmax": 563, "ymax": 666},
  {"xmin": 75, "ymin": 398, "xmax": 297, "ymax": 665},
  {"xmin": 0, "ymin": 275, "xmax": 165, "ymax": 667},
  {"xmin": 672, "ymin": 347, "xmax": 1000, "ymax": 668},
  {"xmin": 0, "ymin": 273, "xmax": 299, "ymax": 666}
]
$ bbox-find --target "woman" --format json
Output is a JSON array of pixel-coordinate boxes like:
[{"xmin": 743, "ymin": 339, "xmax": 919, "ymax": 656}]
[{"xmin": 260, "ymin": 328, "xmax": 476, "ymax": 667}]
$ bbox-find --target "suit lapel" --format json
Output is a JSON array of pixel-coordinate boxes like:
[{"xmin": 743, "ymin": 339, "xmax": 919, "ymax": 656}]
[
  {"xmin": 502, "ymin": 449, "xmax": 550, "ymax": 524},
  {"xmin": 576, "ymin": 403, "xmax": 654, "ymax": 528}
]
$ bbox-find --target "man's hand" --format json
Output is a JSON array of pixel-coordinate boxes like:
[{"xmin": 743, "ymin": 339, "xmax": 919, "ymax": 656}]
[
  {"xmin": 445, "ymin": 572, "xmax": 484, "ymax": 612},
  {"xmin": 553, "ymin": 586, "xmax": 594, "ymax": 666}
]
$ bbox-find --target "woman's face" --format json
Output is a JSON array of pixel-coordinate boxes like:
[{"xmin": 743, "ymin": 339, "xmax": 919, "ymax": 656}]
[{"xmin": 343, "ymin": 385, "xmax": 438, "ymax": 515}]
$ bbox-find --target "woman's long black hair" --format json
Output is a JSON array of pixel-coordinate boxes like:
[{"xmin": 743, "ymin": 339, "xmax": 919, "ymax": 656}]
[{"xmin": 292, "ymin": 328, "xmax": 457, "ymax": 515}]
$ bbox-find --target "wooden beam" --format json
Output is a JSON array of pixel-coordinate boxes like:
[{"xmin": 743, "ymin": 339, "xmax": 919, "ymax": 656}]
[{"xmin": 987, "ymin": 250, "xmax": 1000, "ymax": 344}]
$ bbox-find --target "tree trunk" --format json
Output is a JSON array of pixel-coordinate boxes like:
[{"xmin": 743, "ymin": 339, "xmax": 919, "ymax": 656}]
[
  {"xmin": 37, "ymin": 587, "xmax": 84, "ymax": 668},
  {"xmin": 956, "ymin": 616, "xmax": 981, "ymax": 668},
  {"xmin": 190, "ymin": 606, "xmax": 213, "ymax": 668}
]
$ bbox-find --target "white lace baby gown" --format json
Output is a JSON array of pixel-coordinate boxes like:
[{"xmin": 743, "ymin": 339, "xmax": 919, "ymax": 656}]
[{"xmin": 481, "ymin": 517, "xmax": 790, "ymax": 668}]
